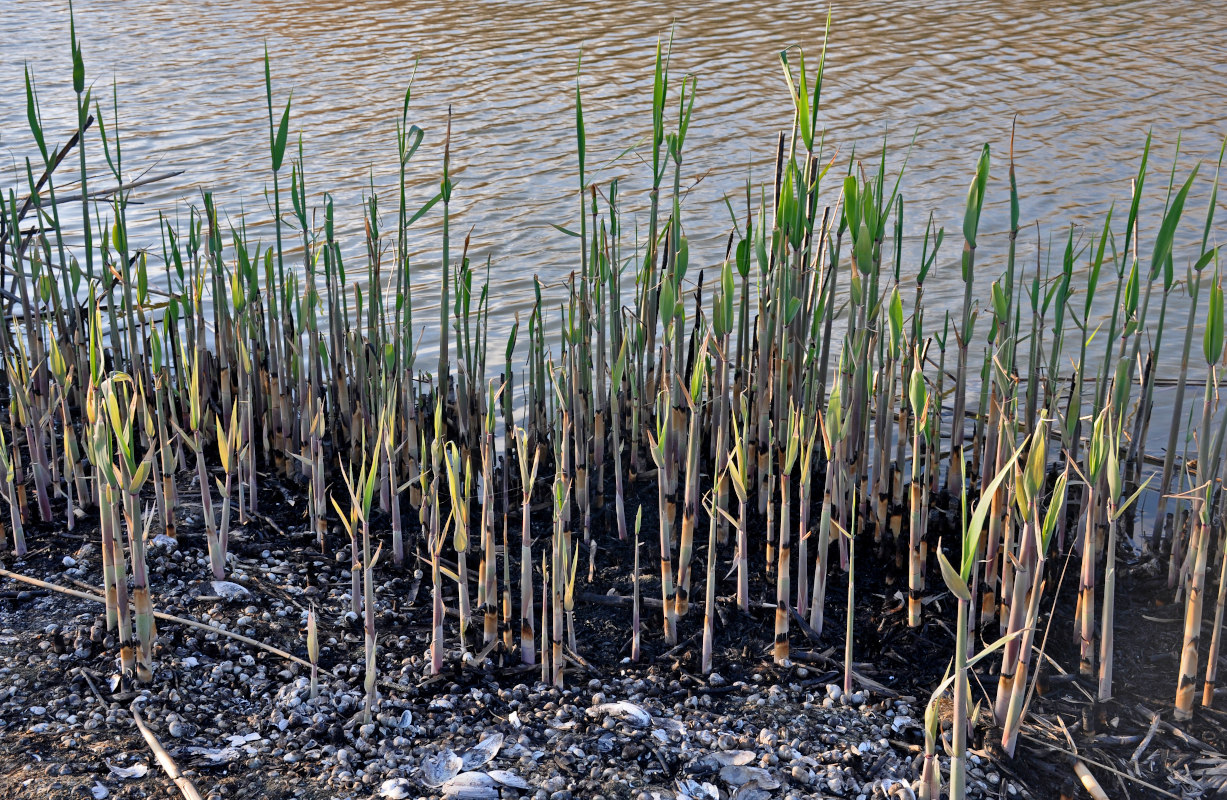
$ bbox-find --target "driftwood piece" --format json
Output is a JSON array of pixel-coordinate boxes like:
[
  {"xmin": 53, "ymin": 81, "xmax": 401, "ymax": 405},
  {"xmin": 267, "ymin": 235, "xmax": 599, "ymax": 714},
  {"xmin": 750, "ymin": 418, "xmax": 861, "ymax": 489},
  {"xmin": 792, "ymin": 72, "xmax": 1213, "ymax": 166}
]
[{"xmin": 132, "ymin": 708, "xmax": 204, "ymax": 800}]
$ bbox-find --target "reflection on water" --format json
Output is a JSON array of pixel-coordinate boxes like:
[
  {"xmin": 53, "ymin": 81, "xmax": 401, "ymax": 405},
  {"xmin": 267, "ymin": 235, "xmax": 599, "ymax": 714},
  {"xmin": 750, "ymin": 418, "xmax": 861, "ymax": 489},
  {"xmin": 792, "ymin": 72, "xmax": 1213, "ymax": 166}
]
[{"xmin": 1, "ymin": 0, "xmax": 1225, "ymax": 387}]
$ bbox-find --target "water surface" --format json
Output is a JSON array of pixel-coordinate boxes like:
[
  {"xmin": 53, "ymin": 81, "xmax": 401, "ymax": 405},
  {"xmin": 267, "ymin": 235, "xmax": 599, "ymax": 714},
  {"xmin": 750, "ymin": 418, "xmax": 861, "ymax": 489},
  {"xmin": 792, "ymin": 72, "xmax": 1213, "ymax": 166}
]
[{"xmin": 2, "ymin": 0, "xmax": 1225, "ymax": 377}]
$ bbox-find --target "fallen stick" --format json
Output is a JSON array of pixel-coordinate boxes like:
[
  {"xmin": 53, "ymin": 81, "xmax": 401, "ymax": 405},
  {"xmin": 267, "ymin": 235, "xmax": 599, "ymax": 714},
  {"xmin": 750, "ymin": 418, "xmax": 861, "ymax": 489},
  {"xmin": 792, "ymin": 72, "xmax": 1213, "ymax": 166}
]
[
  {"xmin": 579, "ymin": 591, "xmax": 661, "ymax": 609},
  {"xmin": 132, "ymin": 708, "xmax": 204, "ymax": 800},
  {"xmin": 790, "ymin": 648, "xmax": 899, "ymax": 697},
  {"xmin": 0, "ymin": 567, "xmax": 331, "ymax": 678},
  {"xmin": 248, "ymin": 509, "xmax": 287, "ymax": 538},
  {"xmin": 1135, "ymin": 703, "xmax": 1222, "ymax": 754},
  {"xmin": 46, "ymin": 169, "xmax": 184, "ymax": 206},
  {"xmin": 0, "ymin": 588, "xmax": 47, "ymax": 598},
  {"xmin": 564, "ymin": 646, "xmax": 598, "ymax": 673},
  {"xmin": 1, "ymin": 567, "xmax": 460, "ymax": 699},
  {"xmin": 1089, "ymin": 734, "xmax": 1143, "ymax": 746},
  {"xmin": 1073, "ymin": 759, "xmax": 1110, "ymax": 800},
  {"xmin": 1130, "ymin": 714, "xmax": 1160, "ymax": 769},
  {"xmin": 790, "ymin": 605, "xmax": 825, "ymax": 643},
  {"xmin": 1018, "ymin": 731, "xmax": 1179, "ymax": 800},
  {"xmin": 0, "ymin": 115, "xmax": 94, "ymax": 247},
  {"xmin": 77, "ymin": 668, "xmax": 113, "ymax": 712},
  {"xmin": 659, "ymin": 633, "xmax": 700, "ymax": 662}
]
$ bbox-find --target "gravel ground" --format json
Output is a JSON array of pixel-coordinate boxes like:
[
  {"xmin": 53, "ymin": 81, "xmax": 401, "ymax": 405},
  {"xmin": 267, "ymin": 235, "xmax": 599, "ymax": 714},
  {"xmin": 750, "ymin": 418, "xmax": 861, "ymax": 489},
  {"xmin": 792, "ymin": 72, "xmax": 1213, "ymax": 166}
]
[{"xmin": 0, "ymin": 531, "xmax": 1024, "ymax": 800}]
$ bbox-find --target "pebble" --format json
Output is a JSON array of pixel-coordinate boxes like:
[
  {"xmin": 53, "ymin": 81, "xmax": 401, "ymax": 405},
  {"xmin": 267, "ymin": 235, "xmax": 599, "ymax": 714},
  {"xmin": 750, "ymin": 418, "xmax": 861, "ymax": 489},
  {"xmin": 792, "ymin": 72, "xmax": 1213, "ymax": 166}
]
[{"xmin": 0, "ymin": 521, "xmax": 947, "ymax": 800}]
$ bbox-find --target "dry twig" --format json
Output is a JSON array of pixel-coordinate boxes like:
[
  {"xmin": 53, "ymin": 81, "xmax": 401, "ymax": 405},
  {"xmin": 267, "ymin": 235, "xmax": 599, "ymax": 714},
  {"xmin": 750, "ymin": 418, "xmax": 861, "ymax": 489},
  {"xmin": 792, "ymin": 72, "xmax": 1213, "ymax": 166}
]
[{"xmin": 132, "ymin": 708, "xmax": 205, "ymax": 800}]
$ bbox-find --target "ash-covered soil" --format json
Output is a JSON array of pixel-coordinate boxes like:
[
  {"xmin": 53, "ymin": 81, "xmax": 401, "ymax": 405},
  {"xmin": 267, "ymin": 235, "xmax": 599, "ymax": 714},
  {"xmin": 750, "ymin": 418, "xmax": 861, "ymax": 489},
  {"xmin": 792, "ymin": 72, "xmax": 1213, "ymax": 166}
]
[
  {"xmin": 0, "ymin": 530, "xmax": 943, "ymax": 800},
  {"xmin": 0, "ymin": 470, "xmax": 1219, "ymax": 800}
]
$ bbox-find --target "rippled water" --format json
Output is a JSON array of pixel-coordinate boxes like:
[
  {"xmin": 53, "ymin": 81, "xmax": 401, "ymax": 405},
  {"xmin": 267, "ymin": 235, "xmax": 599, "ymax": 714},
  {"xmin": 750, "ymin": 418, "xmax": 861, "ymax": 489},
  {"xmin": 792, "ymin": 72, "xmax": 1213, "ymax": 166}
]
[{"xmin": 2, "ymin": 0, "xmax": 1226, "ymax": 373}]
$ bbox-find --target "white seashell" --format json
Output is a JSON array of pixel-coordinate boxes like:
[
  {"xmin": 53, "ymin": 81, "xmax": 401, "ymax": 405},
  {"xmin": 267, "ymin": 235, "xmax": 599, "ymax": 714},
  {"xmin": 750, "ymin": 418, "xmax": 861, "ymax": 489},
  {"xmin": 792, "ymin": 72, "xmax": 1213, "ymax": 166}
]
[
  {"xmin": 91, "ymin": 782, "xmax": 109, "ymax": 799},
  {"xmin": 106, "ymin": 762, "xmax": 148, "ymax": 779},
  {"xmin": 676, "ymin": 778, "xmax": 720, "ymax": 800},
  {"xmin": 731, "ymin": 785, "xmax": 771, "ymax": 800},
  {"xmin": 891, "ymin": 782, "xmax": 918, "ymax": 800},
  {"xmin": 445, "ymin": 772, "xmax": 494, "ymax": 787},
  {"xmin": 441, "ymin": 771, "xmax": 499, "ymax": 799},
  {"xmin": 655, "ymin": 716, "xmax": 686, "ymax": 734},
  {"xmin": 488, "ymin": 770, "xmax": 529, "ymax": 789},
  {"xmin": 710, "ymin": 750, "xmax": 756, "ymax": 767},
  {"xmin": 461, "ymin": 732, "xmax": 504, "ymax": 769},
  {"xmin": 719, "ymin": 765, "xmax": 780, "ymax": 790},
  {"xmin": 397, "ymin": 709, "xmax": 414, "ymax": 728},
  {"xmin": 421, "ymin": 749, "xmax": 463, "ymax": 787},
  {"xmin": 752, "ymin": 770, "xmax": 781, "ymax": 790},
  {"xmin": 185, "ymin": 746, "xmax": 241, "ymax": 763},
  {"xmin": 379, "ymin": 778, "xmax": 413, "ymax": 799},
  {"xmin": 210, "ymin": 580, "xmax": 250, "ymax": 601},
  {"xmin": 586, "ymin": 701, "xmax": 652, "ymax": 727}
]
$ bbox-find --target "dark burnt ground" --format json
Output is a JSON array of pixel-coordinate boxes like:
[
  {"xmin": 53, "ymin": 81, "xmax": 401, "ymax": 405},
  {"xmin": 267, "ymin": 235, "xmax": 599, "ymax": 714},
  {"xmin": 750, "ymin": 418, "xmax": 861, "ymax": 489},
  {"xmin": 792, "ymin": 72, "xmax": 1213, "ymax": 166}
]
[{"xmin": 0, "ymin": 453, "xmax": 1223, "ymax": 800}]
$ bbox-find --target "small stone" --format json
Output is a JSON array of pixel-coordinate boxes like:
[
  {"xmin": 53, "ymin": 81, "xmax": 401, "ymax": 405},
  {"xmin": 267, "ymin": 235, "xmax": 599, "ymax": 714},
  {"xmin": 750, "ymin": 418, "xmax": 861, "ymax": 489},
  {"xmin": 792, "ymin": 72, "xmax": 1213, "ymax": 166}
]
[{"xmin": 211, "ymin": 581, "xmax": 251, "ymax": 601}]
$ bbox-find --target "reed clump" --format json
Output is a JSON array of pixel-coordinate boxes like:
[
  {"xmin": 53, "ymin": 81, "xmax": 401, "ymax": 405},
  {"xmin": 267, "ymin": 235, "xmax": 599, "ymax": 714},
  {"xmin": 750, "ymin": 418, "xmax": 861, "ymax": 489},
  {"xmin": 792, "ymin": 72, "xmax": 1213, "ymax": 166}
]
[{"xmin": 2, "ymin": 17, "xmax": 1226, "ymax": 800}]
